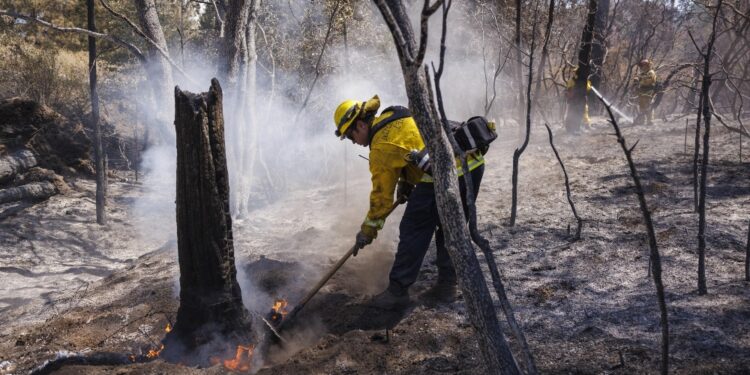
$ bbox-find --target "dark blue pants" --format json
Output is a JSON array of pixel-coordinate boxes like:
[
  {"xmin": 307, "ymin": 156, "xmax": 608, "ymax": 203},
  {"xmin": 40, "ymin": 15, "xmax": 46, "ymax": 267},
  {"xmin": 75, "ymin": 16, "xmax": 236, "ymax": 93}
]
[{"xmin": 388, "ymin": 165, "xmax": 484, "ymax": 292}]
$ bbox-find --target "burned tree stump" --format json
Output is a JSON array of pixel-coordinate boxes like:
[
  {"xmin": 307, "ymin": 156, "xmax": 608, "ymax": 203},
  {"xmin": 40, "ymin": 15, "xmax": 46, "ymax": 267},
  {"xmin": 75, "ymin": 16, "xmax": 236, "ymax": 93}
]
[{"xmin": 163, "ymin": 79, "xmax": 251, "ymax": 362}]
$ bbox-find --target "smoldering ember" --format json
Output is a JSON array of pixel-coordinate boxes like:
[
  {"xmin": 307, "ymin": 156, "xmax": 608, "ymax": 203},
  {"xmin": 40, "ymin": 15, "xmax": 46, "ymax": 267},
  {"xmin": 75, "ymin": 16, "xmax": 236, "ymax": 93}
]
[{"xmin": 0, "ymin": 1, "xmax": 748, "ymax": 374}]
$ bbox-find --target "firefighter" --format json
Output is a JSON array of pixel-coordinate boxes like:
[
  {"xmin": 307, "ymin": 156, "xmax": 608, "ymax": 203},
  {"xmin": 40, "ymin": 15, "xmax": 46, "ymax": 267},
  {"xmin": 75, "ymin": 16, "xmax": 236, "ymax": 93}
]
[
  {"xmin": 565, "ymin": 67, "xmax": 592, "ymax": 129},
  {"xmin": 634, "ymin": 59, "xmax": 657, "ymax": 125},
  {"xmin": 333, "ymin": 95, "xmax": 485, "ymax": 309}
]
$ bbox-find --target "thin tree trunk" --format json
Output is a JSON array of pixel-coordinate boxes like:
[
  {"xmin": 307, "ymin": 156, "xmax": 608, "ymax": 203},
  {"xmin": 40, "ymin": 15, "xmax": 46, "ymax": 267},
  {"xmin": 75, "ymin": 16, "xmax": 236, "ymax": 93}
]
[
  {"xmin": 696, "ymin": 0, "xmax": 722, "ymax": 295},
  {"xmin": 88, "ymin": 0, "xmax": 106, "ymax": 225},
  {"xmin": 515, "ymin": 0, "xmax": 525, "ymax": 135},
  {"xmin": 745, "ymin": 220, "xmax": 749, "ymax": 281},
  {"xmin": 163, "ymin": 79, "xmax": 250, "ymax": 363},
  {"xmin": 589, "ymin": 0, "xmax": 610, "ymax": 112},
  {"xmin": 693, "ymin": 86, "xmax": 703, "ymax": 211},
  {"xmin": 374, "ymin": 1, "xmax": 521, "ymax": 373},
  {"xmin": 431, "ymin": 4, "xmax": 535, "ymax": 372},
  {"xmin": 598, "ymin": 96, "xmax": 669, "ymax": 375},
  {"xmin": 510, "ymin": 7, "xmax": 538, "ymax": 227},
  {"xmin": 134, "ymin": 0, "xmax": 175, "ymax": 144},
  {"xmin": 533, "ymin": 0, "xmax": 555, "ymax": 105},
  {"xmin": 545, "ymin": 124, "xmax": 582, "ymax": 239}
]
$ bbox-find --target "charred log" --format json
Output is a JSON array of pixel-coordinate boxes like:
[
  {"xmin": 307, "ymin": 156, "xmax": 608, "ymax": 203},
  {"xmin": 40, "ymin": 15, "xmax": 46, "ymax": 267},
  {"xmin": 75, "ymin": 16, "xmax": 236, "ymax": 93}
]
[
  {"xmin": 0, "ymin": 150, "xmax": 36, "ymax": 184},
  {"xmin": 0, "ymin": 181, "xmax": 57, "ymax": 205}
]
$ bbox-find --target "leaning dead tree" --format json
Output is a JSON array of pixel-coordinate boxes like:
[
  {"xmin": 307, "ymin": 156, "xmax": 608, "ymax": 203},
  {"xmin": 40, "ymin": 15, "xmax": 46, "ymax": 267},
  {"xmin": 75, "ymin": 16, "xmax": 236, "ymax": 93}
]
[
  {"xmin": 374, "ymin": 0, "xmax": 520, "ymax": 373},
  {"xmin": 691, "ymin": 0, "xmax": 723, "ymax": 296},
  {"xmin": 88, "ymin": 0, "xmax": 107, "ymax": 225},
  {"xmin": 598, "ymin": 95, "xmax": 669, "ymax": 375},
  {"xmin": 544, "ymin": 124, "xmax": 582, "ymax": 240},
  {"xmin": 430, "ymin": 2, "xmax": 536, "ymax": 373},
  {"xmin": 163, "ymin": 79, "xmax": 251, "ymax": 362}
]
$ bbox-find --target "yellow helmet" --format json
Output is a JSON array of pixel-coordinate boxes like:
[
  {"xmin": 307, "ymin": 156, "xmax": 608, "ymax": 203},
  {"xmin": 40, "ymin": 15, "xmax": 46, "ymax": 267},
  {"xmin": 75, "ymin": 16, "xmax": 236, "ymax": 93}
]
[{"xmin": 333, "ymin": 95, "xmax": 381, "ymax": 139}]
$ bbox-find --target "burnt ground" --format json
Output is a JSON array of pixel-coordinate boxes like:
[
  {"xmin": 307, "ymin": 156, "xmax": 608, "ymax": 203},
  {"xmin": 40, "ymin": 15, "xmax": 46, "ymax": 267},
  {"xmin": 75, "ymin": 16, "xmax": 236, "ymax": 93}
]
[{"xmin": 1, "ymin": 114, "xmax": 749, "ymax": 374}]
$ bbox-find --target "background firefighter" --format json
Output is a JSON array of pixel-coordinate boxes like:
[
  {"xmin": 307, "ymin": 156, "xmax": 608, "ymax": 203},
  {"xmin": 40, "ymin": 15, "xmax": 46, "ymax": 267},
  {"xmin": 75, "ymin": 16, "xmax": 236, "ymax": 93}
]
[
  {"xmin": 565, "ymin": 66, "xmax": 592, "ymax": 130},
  {"xmin": 634, "ymin": 59, "xmax": 658, "ymax": 125},
  {"xmin": 333, "ymin": 95, "xmax": 485, "ymax": 310}
]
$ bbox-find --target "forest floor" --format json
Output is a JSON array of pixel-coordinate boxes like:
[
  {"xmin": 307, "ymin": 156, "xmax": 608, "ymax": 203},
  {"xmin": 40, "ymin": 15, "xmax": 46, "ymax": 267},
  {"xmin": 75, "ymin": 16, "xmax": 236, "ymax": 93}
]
[{"xmin": 1, "ymin": 114, "xmax": 749, "ymax": 374}]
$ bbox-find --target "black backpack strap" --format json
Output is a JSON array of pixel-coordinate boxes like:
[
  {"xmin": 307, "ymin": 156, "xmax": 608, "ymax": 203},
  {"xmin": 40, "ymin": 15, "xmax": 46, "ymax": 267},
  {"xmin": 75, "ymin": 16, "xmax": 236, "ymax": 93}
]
[{"xmin": 368, "ymin": 106, "xmax": 411, "ymax": 147}]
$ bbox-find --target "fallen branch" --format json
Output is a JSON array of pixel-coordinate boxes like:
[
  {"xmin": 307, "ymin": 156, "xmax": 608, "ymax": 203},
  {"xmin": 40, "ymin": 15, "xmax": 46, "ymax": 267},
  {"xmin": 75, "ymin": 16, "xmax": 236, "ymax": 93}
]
[
  {"xmin": 597, "ymin": 94, "xmax": 669, "ymax": 375},
  {"xmin": 544, "ymin": 124, "xmax": 582, "ymax": 240}
]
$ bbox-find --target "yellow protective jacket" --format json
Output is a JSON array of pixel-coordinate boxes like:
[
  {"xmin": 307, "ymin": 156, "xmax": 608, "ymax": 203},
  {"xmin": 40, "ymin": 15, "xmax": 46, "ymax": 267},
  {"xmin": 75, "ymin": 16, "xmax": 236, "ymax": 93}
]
[
  {"xmin": 638, "ymin": 69, "xmax": 657, "ymax": 95},
  {"xmin": 361, "ymin": 108, "xmax": 485, "ymax": 239}
]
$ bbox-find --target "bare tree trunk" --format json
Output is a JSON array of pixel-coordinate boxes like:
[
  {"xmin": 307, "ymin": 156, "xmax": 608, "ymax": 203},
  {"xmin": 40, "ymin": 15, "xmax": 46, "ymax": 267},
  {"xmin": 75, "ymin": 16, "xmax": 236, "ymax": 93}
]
[
  {"xmin": 746, "ymin": 220, "xmax": 749, "ymax": 281},
  {"xmin": 695, "ymin": 0, "xmax": 723, "ymax": 295},
  {"xmin": 565, "ymin": 0, "xmax": 597, "ymax": 133},
  {"xmin": 374, "ymin": 1, "xmax": 520, "ymax": 373},
  {"xmin": 533, "ymin": 0, "xmax": 555, "ymax": 106},
  {"xmin": 510, "ymin": 8, "xmax": 539, "ymax": 227},
  {"xmin": 134, "ymin": 0, "xmax": 175, "ymax": 144},
  {"xmin": 589, "ymin": 0, "xmax": 609, "ymax": 112},
  {"xmin": 598, "ymin": 96, "xmax": 669, "ymax": 375},
  {"xmin": 431, "ymin": 4, "xmax": 536, "ymax": 372},
  {"xmin": 163, "ymin": 79, "xmax": 250, "ymax": 362},
  {"xmin": 88, "ymin": 0, "xmax": 106, "ymax": 225},
  {"xmin": 514, "ymin": 0, "xmax": 525, "ymax": 135}
]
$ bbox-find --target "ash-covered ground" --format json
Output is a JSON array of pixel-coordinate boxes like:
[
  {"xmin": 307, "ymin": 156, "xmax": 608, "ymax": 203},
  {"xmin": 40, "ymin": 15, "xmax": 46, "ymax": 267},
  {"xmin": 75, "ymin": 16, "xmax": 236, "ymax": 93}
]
[{"xmin": 1, "ymin": 115, "xmax": 749, "ymax": 374}]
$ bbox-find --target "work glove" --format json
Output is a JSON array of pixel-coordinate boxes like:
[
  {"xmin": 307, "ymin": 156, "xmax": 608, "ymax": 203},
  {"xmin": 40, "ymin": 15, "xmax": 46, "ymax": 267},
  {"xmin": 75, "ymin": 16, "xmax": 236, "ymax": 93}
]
[
  {"xmin": 396, "ymin": 180, "xmax": 414, "ymax": 202},
  {"xmin": 353, "ymin": 231, "xmax": 373, "ymax": 256}
]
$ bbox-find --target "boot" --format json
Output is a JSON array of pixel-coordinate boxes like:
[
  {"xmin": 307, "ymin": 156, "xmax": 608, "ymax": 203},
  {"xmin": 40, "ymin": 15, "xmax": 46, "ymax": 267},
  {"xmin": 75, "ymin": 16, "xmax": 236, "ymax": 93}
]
[
  {"xmin": 368, "ymin": 283, "xmax": 410, "ymax": 310},
  {"xmin": 420, "ymin": 277, "xmax": 457, "ymax": 304}
]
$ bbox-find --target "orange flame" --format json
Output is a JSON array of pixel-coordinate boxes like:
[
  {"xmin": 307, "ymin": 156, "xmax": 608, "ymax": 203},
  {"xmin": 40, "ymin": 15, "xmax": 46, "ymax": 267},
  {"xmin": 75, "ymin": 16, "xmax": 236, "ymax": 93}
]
[
  {"xmin": 165, "ymin": 323, "xmax": 172, "ymax": 333},
  {"xmin": 146, "ymin": 343, "xmax": 165, "ymax": 359},
  {"xmin": 271, "ymin": 298, "xmax": 289, "ymax": 321},
  {"xmin": 211, "ymin": 344, "xmax": 254, "ymax": 372}
]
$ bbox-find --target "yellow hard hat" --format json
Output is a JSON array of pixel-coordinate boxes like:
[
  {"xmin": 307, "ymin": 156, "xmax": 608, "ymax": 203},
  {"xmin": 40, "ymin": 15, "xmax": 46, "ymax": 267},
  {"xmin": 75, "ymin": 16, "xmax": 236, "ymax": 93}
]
[{"xmin": 333, "ymin": 95, "xmax": 381, "ymax": 139}]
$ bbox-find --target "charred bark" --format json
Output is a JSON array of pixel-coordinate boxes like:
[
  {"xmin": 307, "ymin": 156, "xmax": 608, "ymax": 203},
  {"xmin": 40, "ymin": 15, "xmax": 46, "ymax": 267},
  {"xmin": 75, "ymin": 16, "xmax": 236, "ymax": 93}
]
[
  {"xmin": 589, "ymin": 0, "xmax": 609, "ymax": 112},
  {"xmin": 374, "ymin": 1, "xmax": 520, "ymax": 373},
  {"xmin": 565, "ymin": 0, "xmax": 597, "ymax": 133},
  {"xmin": 598, "ymin": 96, "xmax": 669, "ymax": 375},
  {"xmin": 88, "ymin": 0, "xmax": 106, "ymax": 225},
  {"xmin": 163, "ymin": 79, "xmax": 250, "ymax": 362}
]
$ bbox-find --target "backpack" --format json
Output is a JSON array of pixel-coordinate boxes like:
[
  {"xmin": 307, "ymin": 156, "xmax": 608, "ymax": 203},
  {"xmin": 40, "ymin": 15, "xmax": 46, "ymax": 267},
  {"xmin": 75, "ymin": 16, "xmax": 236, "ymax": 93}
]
[{"xmin": 450, "ymin": 116, "xmax": 497, "ymax": 155}]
